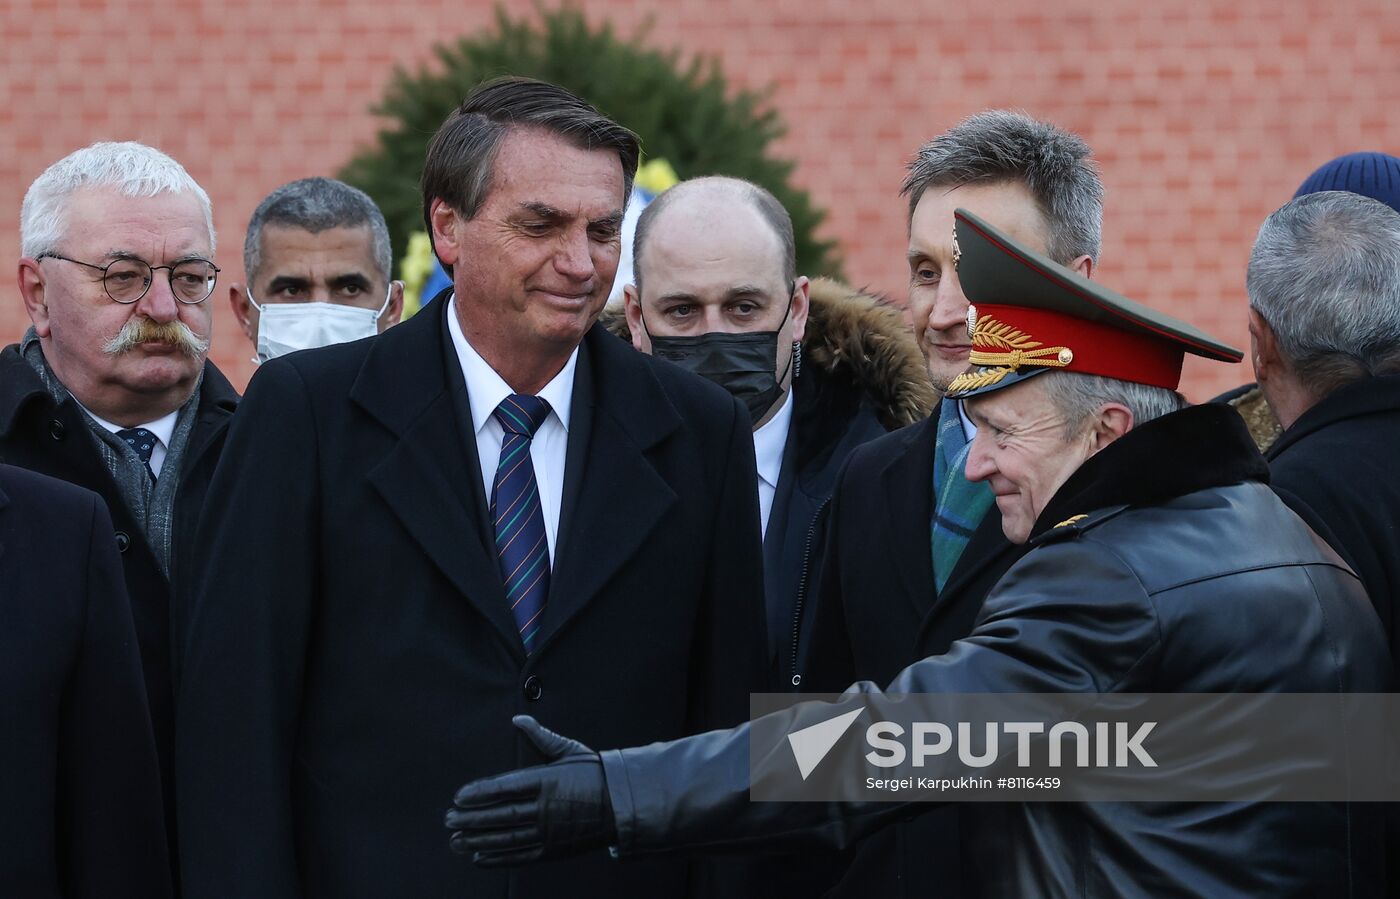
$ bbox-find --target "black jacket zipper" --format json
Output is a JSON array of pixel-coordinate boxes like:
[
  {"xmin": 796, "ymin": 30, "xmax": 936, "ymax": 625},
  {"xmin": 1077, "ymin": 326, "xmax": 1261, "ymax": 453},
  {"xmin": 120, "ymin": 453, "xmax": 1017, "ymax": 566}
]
[{"xmin": 788, "ymin": 496, "xmax": 831, "ymax": 689}]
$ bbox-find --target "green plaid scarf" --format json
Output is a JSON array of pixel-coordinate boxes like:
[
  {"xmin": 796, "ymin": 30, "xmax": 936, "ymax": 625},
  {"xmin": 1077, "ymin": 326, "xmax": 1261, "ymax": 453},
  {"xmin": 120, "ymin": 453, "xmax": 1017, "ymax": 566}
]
[{"xmin": 930, "ymin": 398, "xmax": 995, "ymax": 593}]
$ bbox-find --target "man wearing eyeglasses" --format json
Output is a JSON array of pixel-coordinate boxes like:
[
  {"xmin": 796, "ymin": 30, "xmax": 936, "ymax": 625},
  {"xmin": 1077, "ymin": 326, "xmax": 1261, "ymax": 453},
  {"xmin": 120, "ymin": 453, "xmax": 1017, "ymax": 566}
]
[{"xmin": 1, "ymin": 141, "xmax": 239, "ymax": 842}]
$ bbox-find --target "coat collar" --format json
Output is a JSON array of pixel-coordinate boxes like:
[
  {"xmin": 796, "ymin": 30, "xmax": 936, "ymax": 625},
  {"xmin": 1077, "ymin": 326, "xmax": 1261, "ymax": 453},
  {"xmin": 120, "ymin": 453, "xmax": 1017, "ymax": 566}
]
[
  {"xmin": 0, "ymin": 343, "xmax": 237, "ymax": 459},
  {"xmin": 0, "ymin": 345, "xmax": 55, "ymax": 436},
  {"xmin": 196, "ymin": 362, "xmax": 240, "ymax": 414},
  {"xmin": 1033, "ymin": 402, "xmax": 1269, "ymax": 540},
  {"xmin": 350, "ymin": 292, "xmax": 682, "ymax": 452},
  {"xmin": 1267, "ymin": 374, "xmax": 1400, "ymax": 461},
  {"xmin": 182, "ymin": 362, "xmax": 238, "ymax": 465}
]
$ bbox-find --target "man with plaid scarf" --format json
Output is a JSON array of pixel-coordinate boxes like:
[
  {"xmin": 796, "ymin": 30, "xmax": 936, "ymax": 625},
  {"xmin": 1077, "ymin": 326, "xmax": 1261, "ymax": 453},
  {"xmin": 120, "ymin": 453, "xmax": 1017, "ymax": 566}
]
[{"xmin": 799, "ymin": 111, "xmax": 1105, "ymax": 897}]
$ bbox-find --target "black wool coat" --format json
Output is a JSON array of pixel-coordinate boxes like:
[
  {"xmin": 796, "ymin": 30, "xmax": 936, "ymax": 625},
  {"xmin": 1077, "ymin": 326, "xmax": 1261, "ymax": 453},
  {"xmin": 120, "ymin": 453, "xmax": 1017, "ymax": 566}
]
[
  {"xmin": 1266, "ymin": 374, "xmax": 1400, "ymax": 898},
  {"xmin": 600, "ymin": 277, "xmax": 938, "ymax": 692},
  {"xmin": 176, "ymin": 295, "xmax": 767, "ymax": 899},
  {"xmin": 0, "ymin": 347, "xmax": 238, "ymax": 812},
  {"xmin": 1267, "ymin": 374, "xmax": 1400, "ymax": 663},
  {"xmin": 0, "ymin": 465, "xmax": 172, "ymax": 899}
]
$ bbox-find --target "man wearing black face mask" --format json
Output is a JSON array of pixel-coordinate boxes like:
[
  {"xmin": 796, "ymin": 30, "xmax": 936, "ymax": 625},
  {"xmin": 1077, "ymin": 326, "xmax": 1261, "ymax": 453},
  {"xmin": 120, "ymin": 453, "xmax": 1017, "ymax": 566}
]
[{"xmin": 613, "ymin": 177, "xmax": 935, "ymax": 689}]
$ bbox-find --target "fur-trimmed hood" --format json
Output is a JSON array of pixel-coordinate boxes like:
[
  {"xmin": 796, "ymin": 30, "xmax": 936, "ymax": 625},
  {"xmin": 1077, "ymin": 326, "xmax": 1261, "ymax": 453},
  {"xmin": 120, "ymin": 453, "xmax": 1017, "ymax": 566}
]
[{"xmin": 599, "ymin": 277, "xmax": 935, "ymax": 429}]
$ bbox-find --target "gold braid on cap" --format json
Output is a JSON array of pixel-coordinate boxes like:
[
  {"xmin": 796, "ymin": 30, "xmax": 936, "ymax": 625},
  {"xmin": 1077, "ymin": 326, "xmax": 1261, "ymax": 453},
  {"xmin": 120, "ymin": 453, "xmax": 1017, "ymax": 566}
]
[{"xmin": 945, "ymin": 316, "xmax": 1075, "ymax": 394}]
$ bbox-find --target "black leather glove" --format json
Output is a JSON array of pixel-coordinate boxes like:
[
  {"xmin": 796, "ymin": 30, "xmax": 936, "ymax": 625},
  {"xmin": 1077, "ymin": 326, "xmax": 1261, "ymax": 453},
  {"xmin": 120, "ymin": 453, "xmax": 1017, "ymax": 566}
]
[{"xmin": 446, "ymin": 715, "xmax": 616, "ymax": 867}]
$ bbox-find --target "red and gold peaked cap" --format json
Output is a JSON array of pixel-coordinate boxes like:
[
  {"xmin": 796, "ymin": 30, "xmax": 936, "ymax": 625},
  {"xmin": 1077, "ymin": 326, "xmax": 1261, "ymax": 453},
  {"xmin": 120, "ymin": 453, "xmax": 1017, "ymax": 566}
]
[{"xmin": 945, "ymin": 208, "xmax": 1242, "ymax": 400}]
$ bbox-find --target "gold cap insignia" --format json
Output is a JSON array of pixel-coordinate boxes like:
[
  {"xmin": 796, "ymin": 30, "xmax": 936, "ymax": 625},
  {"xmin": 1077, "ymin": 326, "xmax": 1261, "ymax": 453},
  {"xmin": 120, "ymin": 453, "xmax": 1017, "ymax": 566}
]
[{"xmin": 944, "ymin": 315, "xmax": 1078, "ymax": 397}]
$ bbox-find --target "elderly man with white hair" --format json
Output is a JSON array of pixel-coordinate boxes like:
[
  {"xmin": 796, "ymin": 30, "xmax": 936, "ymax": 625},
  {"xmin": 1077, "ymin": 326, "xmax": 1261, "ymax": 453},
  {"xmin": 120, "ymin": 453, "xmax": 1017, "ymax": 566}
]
[{"xmin": 1, "ymin": 141, "xmax": 238, "ymax": 830}]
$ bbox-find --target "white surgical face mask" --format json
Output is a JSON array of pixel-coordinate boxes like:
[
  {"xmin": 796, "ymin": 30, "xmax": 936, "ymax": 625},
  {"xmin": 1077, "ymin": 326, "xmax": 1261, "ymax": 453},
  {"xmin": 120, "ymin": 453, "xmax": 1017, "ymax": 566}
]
[{"xmin": 247, "ymin": 286, "xmax": 392, "ymax": 364}]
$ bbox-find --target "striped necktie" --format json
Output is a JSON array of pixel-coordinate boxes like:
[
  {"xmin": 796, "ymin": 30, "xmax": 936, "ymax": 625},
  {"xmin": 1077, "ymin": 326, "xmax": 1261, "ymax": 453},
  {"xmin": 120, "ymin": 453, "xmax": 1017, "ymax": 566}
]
[{"xmin": 491, "ymin": 395, "xmax": 553, "ymax": 652}]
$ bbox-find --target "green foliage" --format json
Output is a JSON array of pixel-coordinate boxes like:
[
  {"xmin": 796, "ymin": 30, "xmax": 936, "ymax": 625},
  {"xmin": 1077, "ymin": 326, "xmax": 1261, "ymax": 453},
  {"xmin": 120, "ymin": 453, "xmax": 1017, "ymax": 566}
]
[{"xmin": 338, "ymin": 5, "xmax": 840, "ymax": 280}]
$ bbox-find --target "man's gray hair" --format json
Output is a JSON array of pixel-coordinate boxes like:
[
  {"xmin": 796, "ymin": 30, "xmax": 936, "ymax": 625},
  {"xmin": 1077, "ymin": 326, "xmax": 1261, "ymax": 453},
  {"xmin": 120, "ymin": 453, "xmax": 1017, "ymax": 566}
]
[
  {"xmin": 244, "ymin": 177, "xmax": 393, "ymax": 284},
  {"xmin": 631, "ymin": 176, "xmax": 795, "ymax": 295},
  {"xmin": 1040, "ymin": 371, "xmax": 1188, "ymax": 439},
  {"xmin": 902, "ymin": 110, "xmax": 1103, "ymax": 265},
  {"xmin": 20, "ymin": 141, "xmax": 214, "ymax": 258},
  {"xmin": 1247, "ymin": 191, "xmax": 1400, "ymax": 394}
]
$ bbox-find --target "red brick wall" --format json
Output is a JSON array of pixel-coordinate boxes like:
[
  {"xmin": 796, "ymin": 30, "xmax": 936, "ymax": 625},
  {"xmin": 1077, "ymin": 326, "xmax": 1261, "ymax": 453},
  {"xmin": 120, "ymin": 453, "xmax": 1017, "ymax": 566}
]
[{"xmin": 3, "ymin": 0, "xmax": 1398, "ymax": 399}]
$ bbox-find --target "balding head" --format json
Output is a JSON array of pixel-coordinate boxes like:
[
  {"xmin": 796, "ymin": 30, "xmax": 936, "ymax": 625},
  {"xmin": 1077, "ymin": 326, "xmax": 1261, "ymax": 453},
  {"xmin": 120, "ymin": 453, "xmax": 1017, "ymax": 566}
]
[
  {"xmin": 632, "ymin": 176, "xmax": 796, "ymax": 295},
  {"xmin": 622, "ymin": 176, "xmax": 810, "ymax": 430}
]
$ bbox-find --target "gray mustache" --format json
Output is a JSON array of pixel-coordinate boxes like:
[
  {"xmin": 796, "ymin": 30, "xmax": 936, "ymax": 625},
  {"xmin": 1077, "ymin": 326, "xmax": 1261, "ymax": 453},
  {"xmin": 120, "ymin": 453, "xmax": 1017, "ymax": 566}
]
[{"xmin": 103, "ymin": 318, "xmax": 209, "ymax": 357}]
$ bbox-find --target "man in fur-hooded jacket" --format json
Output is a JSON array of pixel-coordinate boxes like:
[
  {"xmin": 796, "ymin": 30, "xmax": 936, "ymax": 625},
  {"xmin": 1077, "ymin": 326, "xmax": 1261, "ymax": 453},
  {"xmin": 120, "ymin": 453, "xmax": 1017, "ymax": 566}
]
[{"xmin": 607, "ymin": 176, "xmax": 935, "ymax": 690}]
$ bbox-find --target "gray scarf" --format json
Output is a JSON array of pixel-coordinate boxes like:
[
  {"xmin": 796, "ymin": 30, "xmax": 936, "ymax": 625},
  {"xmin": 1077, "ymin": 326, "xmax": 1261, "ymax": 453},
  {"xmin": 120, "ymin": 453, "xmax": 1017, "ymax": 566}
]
[{"xmin": 21, "ymin": 328, "xmax": 202, "ymax": 576}]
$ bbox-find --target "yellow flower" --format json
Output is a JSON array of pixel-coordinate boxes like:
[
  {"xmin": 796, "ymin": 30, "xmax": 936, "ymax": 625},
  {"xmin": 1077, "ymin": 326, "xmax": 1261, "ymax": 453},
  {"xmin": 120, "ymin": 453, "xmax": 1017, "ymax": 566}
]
[{"xmin": 398, "ymin": 231, "xmax": 438, "ymax": 320}]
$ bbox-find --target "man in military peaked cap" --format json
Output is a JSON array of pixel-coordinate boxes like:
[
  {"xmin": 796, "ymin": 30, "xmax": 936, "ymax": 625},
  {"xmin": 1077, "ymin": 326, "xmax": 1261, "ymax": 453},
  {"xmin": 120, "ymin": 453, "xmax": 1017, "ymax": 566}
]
[{"xmin": 442, "ymin": 210, "xmax": 1391, "ymax": 897}]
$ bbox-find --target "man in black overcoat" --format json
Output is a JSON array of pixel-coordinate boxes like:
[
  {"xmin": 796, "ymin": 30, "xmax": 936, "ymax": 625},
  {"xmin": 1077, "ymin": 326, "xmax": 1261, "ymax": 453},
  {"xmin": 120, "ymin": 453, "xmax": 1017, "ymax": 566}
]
[
  {"xmin": 4, "ymin": 141, "xmax": 237, "ymax": 844},
  {"xmin": 1244, "ymin": 189, "xmax": 1400, "ymax": 893},
  {"xmin": 1245, "ymin": 189, "xmax": 1400, "ymax": 663},
  {"xmin": 799, "ymin": 111, "xmax": 1106, "ymax": 896},
  {"xmin": 176, "ymin": 77, "xmax": 766, "ymax": 898},
  {"xmin": 0, "ymin": 464, "xmax": 172, "ymax": 899}
]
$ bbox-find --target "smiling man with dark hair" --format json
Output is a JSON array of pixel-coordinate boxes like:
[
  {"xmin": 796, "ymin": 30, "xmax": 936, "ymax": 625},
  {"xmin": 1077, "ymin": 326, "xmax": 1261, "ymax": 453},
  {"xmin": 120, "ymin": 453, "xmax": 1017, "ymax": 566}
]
[{"xmin": 178, "ymin": 76, "xmax": 766, "ymax": 899}]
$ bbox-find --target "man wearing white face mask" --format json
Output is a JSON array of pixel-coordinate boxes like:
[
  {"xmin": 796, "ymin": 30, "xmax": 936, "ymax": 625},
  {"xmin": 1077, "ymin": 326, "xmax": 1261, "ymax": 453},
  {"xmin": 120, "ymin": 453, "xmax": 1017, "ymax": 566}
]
[{"xmin": 229, "ymin": 177, "xmax": 405, "ymax": 363}]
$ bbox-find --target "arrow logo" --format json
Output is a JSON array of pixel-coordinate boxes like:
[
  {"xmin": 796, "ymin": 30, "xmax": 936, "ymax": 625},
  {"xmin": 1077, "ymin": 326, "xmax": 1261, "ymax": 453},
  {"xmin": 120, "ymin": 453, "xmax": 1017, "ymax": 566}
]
[{"xmin": 787, "ymin": 707, "xmax": 864, "ymax": 780}]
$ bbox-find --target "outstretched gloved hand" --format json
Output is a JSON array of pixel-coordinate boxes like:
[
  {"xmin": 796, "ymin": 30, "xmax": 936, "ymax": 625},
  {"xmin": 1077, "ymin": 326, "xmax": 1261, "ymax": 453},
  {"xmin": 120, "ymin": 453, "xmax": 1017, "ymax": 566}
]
[{"xmin": 446, "ymin": 715, "xmax": 616, "ymax": 867}]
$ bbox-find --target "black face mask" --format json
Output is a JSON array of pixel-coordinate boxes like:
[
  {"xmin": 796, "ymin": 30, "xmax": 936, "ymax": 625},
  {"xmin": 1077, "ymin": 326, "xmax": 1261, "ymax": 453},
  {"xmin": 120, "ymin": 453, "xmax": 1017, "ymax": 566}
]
[{"xmin": 644, "ymin": 289, "xmax": 795, "ymax": 427}]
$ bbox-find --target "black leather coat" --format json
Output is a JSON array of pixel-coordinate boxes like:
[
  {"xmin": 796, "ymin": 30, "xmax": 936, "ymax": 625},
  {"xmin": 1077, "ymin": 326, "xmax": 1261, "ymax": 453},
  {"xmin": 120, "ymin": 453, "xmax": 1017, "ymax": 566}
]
[{"xmin": 595, "ymin": 405, "xmax": 1393, "ymax": 897}]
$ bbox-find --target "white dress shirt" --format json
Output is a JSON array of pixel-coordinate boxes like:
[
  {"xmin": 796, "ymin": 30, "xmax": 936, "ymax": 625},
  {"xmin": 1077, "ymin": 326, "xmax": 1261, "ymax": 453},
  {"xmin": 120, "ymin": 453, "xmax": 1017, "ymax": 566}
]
[
  {"xmin": 446, "ymin": 296, "xmax": 574, "ymax": 563},
  {"xmin": 752, "ymin": 388, "xmax": 795, "ymax": 539},
  {"xmin": 77, "ymin": 404, "xmax": 179, "ymax": 477},
  {"xmin": 957, "ymin": 398, "xmax": 978, "ymax": 443}
]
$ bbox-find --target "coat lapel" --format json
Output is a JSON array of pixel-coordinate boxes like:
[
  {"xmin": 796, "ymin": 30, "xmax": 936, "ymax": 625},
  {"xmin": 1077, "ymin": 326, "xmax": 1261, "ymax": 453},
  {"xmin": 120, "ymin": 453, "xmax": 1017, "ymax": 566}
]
[
  {"xmin": 878, "ymin": 414, "xmax": 940, "ymax": 619},
  {"xmin": 356, "ymin": 299, "xmax": 523, "ymax": 659},
  {"xmin": 936, "ymin": 504, "xmax": 1011, "ymax": 610},
  {"xmin": 916, "ymin": 505, "xmax": 1015, "ymax": 648},
  {"xmin": 180, "ymin": 362, "xmax": 239, "ymax": 477},
  {"xmin": 532, "ymin": 326, "xmax": 680, "ymax": 653}
]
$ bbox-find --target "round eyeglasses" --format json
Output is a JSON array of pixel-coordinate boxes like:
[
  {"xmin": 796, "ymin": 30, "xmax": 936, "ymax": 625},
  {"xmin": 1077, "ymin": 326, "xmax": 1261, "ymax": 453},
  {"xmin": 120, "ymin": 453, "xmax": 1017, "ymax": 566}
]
[{"xmin": 38, "ymin": 253, "xmax": 219, "ymax": 305}]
